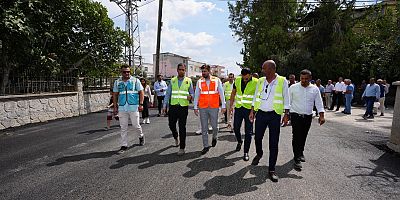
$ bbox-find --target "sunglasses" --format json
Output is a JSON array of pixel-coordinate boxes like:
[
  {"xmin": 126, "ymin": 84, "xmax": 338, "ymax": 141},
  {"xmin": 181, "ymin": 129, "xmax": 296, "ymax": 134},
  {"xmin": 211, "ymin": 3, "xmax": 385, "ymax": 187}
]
[
  {"xmin": 122, "ymin": 71, "xmax": 130, "ymax": 74},
  {"xmin": 265, "ymin": 84, "xmax": 269, "ymax": 93}
]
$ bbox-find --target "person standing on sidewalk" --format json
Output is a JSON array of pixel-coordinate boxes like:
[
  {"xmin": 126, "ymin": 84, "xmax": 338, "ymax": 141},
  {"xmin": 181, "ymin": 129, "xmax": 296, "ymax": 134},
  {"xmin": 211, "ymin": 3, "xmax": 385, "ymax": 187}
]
[
  {"xmin": 113, "ymin": 64, "xmax": 145, "ymax": 154},
  {"xmin": 163, "ymin": 63, "xmax": 194, "ymax": 156},
  {"xmin": 224, "ymin": 73, "xmax": 235, "ymax": 131},
  {"xmin": 362, "ymin": 78, "xmax": 380, "ymax": 119},
  {"xmin": 193, "ymin": 64, "xmax": 226, "ymax": 155},
  {"xmin": 229, "ymin": 68, "xmax": 258, "ymax": 161},
  {"xmin": 289, "ymin": 69, "xmax": 325, "ymax": 170},
  {"xmin": 140, "ymin": 78, "xmax": 153, "ymax": 124},
  {"xmin": 249, "ymin": 60, "xmax": 290, "ymax": 182},
  {"xmin": 154, "ymin": 74, "xmax": 168, "ymax": 117}
]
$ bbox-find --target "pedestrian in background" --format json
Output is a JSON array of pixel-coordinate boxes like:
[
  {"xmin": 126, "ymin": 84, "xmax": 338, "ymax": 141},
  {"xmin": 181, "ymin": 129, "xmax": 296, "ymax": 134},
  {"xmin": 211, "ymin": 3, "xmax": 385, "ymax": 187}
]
[
  {"xmin": 163, "ymin": 63, "xmax": 194, "ymax": 155},
  {"xmin": 250, "ymin": 60, "xmax": 290, "ymax": 182},
  {"xmin": 342, "ymin": 79, "xmax": 354, "ymax": 114},
  {"xmin": 324, "ymin": 80, "xmax": 334, "ymax": 109},
  {"xmin": 224, "ymin": 73, "xmax": 235, "ymax": 131},
  {"xmin": 383, "ymin": 79, "xmax": 389, "ymax": 109},
  {"xmin": 140, "ymin": 78, "xmax": 153, "ymax": 124},
  {"xmin": 329, "ymin": 77, "xmax": 346, "ymax": 111},
  {"xmin": 106, "ymin": 88, "xmax": 119, "ymax": 130},
  {"xmin": 252, "ymin": 72, "xmax": 259, "ymax": 79},
  {"xmin": 113, "ymin": 64, "xmax": 145, "ymax": 154},
  {"xmin": 377, "ymin": 79, "xmax": 386, "ymax": 116},
  {"xmin": 193, "ymin": 64, "xmax": 226, "ymax": 155},
  {"xmin": 289, "ymin": 69, "xmax": 325, "ymax": 170},
  {"xmin": 362, "ymin": 78, "xmax": 380, "ymax": 119},
  {"xmin": 154, "ymin": 74, "xmax": 168, "ymax": 117}
]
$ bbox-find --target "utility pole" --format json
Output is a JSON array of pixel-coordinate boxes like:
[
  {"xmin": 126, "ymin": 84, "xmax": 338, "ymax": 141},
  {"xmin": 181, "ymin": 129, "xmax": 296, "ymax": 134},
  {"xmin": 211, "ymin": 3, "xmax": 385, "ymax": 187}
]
[
  {"xmin": 155, "ymin": 0, "xmax": 163, "ymax": 81},
  {"xmin": 111, "ymin": 0, "xmax": 143, "ymax": 75}
]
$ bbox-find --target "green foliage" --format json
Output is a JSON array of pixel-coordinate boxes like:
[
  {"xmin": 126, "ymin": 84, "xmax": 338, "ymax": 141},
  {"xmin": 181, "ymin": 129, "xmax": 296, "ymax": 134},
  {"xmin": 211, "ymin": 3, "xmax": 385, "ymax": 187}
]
[
  {"xmin": 0, "ymin": 0, "xmax": 129, "ymax": 78},
  {"xmin": 228, "ymin": 0, "xmax": 399, "ymax": 83}
]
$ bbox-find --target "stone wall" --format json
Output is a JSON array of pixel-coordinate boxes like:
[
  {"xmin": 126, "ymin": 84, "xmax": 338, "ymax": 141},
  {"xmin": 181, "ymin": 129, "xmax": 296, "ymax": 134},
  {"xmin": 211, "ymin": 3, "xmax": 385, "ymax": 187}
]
[{"xmin": 0, "ymin": 90, "xmax": 110, "ymax": 130}]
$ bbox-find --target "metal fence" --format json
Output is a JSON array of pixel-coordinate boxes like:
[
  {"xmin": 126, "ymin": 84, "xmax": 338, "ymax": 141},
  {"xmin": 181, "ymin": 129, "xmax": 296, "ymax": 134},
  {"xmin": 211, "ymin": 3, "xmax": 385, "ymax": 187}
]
[
  {"xmin": 83, "ymin": 77, "xmax": 115, "ymax": 91},
  {"xmin": 1, "ymin": 76, "xmax": 76, "ymax": 96}
]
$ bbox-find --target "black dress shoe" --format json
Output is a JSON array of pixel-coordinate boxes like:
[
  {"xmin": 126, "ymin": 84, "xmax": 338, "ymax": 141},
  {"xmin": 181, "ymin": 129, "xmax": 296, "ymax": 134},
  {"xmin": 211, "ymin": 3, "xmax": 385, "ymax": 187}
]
[
  {"xmin": 235, "ymin": 142, "xmax": 242, "ymax": 151},
  {"xmin": 212, "ymin": 138, "xmax": 217, "ymax": 147},
  {"xmin": 299, "ymin": 155, "xmax": 306, "ymax": 162},
  {"xmin": 201, "ymin": 147, "xmax": 210, "ymax": 155},
  {"xmin": 243, "ymin": 153, "xmax": 249, "ymax": 161},
  {"xmin": 269, "ymin": 171, "xmax": 279, "ymax": 182},
  {"xmin": 251, "ymin": 155, "xmax": 261, "ymax": 165}
]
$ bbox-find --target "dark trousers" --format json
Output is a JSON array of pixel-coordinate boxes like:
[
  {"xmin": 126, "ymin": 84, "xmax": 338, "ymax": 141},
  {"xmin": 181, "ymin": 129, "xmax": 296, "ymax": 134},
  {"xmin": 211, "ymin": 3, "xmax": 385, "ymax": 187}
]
[
  {"xmin": 168, "ymin": 105, "xmax": 188, "ymax": 149},
  {"xmin": 330, "ymin": 92, "xmax": 343, "ymax": 110},
  {"xmin": 157, "ymin": 96, "xmax": 165, "ymax": 114},
  {"xmin": 290, "ymin": 113, "xmax": 312, "ymax": 160},
  {"xmin": 364, "ymin": 96, "xmax": 375, "ymax": 116},
  {"xmin": 142, "ymin": 97, "xmax": 149, "ymax": 118},
  {"xmin": 233, "ymin": 107, "xmax": 253, "ymax": 153},
  {"xmin": 254, "ymin": 110, "xmax": 281, "ymax": 171}
]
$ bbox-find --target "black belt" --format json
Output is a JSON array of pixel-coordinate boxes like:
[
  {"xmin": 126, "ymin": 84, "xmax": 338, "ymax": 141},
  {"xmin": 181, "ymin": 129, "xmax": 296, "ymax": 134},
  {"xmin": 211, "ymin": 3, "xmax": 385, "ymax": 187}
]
[
  {"xmin": 290, "ymin": 113, "xmax": 312, "ymax": 118},
  {"xmin": 258, "ymin": 110, "xmax": 276, "ymax": 114}
]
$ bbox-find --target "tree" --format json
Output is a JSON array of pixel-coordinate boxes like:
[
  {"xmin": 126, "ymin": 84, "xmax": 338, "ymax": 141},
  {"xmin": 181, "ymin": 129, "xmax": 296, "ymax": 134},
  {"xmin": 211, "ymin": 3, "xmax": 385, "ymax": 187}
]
[
  {"xmin": 0, "ymin": 0, "xmax": 129, "ymax": 94},
  {"xmin": 228, "ymin": 0, "xmax": 299, "ymax": 73}
]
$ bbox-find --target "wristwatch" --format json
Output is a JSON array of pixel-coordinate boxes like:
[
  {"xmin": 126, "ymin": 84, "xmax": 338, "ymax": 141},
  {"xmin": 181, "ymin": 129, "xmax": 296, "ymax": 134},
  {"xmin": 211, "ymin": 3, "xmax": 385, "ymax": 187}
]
[{"xmin": 139, "ymin": 103, "xmax": 143, "ymax": 106}]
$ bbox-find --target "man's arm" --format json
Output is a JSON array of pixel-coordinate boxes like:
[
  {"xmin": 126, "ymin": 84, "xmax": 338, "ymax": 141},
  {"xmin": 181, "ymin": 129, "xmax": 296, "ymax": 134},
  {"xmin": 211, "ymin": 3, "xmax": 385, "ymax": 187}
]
[
  {"xmin": 193, "ymin": 81, "xmax": 201, "ymax": 110},
  {"xmin": 217, "ymin": 80, "xmax": 226, "ymax": 109},
  {"xmin": 376, "ymin": 85, "xmax": 381, "ymax": 100},
  {"xmin": 163, "ymin": 84, "xmax": 172, "ymax": 109}
]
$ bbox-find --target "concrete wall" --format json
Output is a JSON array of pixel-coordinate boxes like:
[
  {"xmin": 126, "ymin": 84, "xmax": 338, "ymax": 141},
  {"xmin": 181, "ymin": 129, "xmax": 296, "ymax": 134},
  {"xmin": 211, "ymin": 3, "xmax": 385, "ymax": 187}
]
[{"xmin": 0, "ymin": 78, "xmax": 110, "ymax": 130}]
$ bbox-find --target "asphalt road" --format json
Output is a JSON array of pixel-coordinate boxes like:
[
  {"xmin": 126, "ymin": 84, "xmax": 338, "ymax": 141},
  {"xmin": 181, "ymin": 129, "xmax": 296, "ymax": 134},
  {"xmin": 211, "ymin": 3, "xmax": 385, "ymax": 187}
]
[{"xmin": 0, "ymin": 107, "xmax": 399, "ymax": 200}]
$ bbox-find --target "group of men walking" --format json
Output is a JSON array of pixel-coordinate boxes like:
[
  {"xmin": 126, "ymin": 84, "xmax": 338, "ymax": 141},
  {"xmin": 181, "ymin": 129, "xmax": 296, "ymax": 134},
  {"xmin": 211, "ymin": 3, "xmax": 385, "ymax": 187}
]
[{"xmin": 112, "ymin": 60, "xmax": 326, "ymax": 183}]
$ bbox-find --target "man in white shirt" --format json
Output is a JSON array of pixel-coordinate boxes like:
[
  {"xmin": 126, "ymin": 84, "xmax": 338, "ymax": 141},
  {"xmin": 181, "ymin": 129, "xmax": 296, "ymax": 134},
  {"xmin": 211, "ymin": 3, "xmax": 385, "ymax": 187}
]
[
  {"xmin": 249, "ymin": 60, "xmax": 290, "ymax": 182},
  {"xmin": 329, "ymin": 77, "xmax": 346, "ymax": 111},
  {"xmin": 289, "ymin": 69, "xmax": 325, "ymax": 170},
  {"xmin": 154, "ymin": 75, "xmax": 168, "ymax": 117}
]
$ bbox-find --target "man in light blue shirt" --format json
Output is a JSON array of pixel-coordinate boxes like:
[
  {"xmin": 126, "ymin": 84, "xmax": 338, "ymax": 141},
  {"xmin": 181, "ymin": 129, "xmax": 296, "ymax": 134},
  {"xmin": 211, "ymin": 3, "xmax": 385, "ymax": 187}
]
[
  {"xmin": 362, "ymin": 78, "xmax": 380, "ymax": 119},
  {"xmin": 113, "ymin": 64, "xmax": 145, "ymax": 154},
  {"xmin": 154, "ymin": 75, "xmax": 168, "ymax": 117}
]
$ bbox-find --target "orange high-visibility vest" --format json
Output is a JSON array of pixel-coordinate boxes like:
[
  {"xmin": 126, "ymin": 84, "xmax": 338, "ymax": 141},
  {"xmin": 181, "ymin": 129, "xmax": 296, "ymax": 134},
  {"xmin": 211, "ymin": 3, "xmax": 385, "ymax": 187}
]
[{"xmin": 198, "ymin": 76, "xmax": 220, "ymax": 108}]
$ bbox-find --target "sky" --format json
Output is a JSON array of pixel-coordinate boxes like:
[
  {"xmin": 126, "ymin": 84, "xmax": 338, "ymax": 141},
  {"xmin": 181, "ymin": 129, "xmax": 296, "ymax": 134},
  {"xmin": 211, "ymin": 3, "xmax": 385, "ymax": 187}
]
[{"xmin": 95, "ymin": 0, "xmax": 243, "ymax": 75}]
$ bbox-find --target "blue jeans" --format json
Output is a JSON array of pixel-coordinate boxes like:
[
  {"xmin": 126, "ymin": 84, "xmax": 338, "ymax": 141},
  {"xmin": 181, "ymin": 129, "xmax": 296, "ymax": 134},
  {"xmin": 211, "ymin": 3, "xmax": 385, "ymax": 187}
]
[
  {"xmin": 364, "ymin": 96, "xmax": 375, "ymax": 116},
  {"xmin": 344, "ymin": 95, "xmax": 352, "ymax": 113},
  {"xmin": 254, "ymin": 110, "xmax": 281, "ymax": 171},
  {"xmin": 233, "ymin": 107, "xmax": 253, "ymax": 153}
]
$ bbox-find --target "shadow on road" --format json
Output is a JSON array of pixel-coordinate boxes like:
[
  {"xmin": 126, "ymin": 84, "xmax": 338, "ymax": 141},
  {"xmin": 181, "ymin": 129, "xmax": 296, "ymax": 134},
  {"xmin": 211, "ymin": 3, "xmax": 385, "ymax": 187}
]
[
  {"xmin": 183, "ymin": 150, "xmax": 241, "ymax": 178},
  {"xmin": 161, "ymin": 132, "xmax": 203, "ymax": 139},
  {"xmin": 109, "ymin": 145, "xmax": 201, "ymax": 169},
  {"xmin": 193, "ymin": 160, "xmax": 302, "ymax": 199},
  {"xmin": 217, "ymin": 134, "xmax": 237, "ymax": 143},
  {"xmin": 347, "ymin": 143, "xmax": 400, "ymax": 183},
  {"xmin": 77, "ymin": 125, "xmax": 119, "ymax": 135}
]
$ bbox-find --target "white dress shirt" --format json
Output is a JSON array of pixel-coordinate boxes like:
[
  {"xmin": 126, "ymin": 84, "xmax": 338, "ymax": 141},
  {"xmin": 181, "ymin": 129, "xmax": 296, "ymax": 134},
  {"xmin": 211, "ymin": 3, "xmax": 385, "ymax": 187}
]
[
  {"xmin": 289, "ymin": 83, "xmax": 325, "ymax": 115},
  {"xmin": 334, "ymin": 81, "xmax": 346, "ymax": 92},
  {"xmin": 252, "ymin": 74, "xmax": 290, "ymax": 112}
]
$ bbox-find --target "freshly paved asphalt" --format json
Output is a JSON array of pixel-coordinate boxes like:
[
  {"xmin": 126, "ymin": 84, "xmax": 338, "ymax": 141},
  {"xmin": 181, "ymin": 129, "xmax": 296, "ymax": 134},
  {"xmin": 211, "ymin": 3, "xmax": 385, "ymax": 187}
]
[{"xmin": 0, "ymin": 107, "xmax": 399, "ymax": 199}]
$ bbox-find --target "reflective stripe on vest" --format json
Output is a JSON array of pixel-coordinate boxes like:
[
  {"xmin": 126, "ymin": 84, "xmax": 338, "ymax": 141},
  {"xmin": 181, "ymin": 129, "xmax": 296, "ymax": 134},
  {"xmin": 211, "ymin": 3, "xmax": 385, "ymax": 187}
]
[
  {"xmin": 234, "ymin": 76, "xmax": 258, "ymax": 109},
  {"xmin": 254, "ymin": 76, "xmax": 285, "ymax": 114},
  {"xmin": 170, "ymin": 77, "xmax": 191, "ymax": 106},
  {"xmin": 116, "ymin": 77, "xmax": 139, "ymax": 106},
  {"xmin": 224, "ymin": 82, "xmax": 233, "ymax": 100},
  {"xmin": 198, "ymin": 76, "xmax": 220, "ymax": 109}
]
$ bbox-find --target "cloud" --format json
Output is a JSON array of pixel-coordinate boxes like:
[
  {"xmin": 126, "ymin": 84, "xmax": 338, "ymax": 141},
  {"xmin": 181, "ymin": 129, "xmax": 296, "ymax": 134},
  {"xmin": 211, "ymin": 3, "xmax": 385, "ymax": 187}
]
[{"xmin": 96, "ymin": 0, "xmax": 238, "ymax": 68}]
